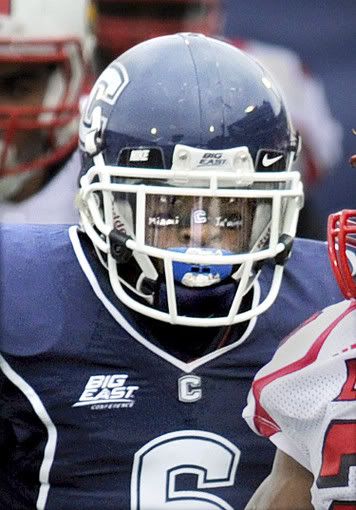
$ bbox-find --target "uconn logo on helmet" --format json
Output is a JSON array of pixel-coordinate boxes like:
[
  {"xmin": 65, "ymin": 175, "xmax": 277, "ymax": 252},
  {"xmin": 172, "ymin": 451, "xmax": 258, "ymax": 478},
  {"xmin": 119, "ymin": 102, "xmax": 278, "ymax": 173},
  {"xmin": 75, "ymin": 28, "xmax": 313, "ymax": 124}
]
[{"xmin": 79, "ymin": 62, "xmax": 129, "ymax": 148}]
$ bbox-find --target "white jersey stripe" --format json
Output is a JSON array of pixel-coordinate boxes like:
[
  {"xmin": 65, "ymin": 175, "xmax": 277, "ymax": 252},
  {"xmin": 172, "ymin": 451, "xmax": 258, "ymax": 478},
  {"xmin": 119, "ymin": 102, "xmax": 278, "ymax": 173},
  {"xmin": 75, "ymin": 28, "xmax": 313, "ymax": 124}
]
[{"xmin": 0, "ymin": 354, "xmax": 57, "ymax": 510}]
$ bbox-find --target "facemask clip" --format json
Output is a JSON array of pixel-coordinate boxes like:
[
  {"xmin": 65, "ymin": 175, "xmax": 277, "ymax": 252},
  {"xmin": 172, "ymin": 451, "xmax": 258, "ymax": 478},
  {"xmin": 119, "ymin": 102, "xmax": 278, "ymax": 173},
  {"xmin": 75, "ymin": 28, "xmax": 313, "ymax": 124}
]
[{"xmin": 109, "ymin": 230, "xmax": 132, "ymax": 263}]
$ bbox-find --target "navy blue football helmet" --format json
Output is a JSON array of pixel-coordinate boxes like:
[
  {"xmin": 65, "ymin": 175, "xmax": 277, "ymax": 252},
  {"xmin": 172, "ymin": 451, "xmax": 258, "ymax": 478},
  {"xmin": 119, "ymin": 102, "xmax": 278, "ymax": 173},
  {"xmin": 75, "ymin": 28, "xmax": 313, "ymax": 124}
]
[{"xmin": 78, "ymin": 33, "xmax": 303, "ymax": 327}]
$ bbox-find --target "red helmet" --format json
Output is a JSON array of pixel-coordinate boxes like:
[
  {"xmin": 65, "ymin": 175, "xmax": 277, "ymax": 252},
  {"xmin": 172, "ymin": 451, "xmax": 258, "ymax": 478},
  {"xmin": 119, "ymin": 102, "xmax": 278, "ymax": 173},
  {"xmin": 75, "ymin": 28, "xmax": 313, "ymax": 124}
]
[
  {"xmin": 90, "ymin": 0, "xmax": 222, "ymax": 72},
  {"xmin": 328, "ymin": 209, "xmax": 356, "ymax": 299},
  {"xmin": 0, "ymin": 0, "xmax": 93, "ymax": 199}
]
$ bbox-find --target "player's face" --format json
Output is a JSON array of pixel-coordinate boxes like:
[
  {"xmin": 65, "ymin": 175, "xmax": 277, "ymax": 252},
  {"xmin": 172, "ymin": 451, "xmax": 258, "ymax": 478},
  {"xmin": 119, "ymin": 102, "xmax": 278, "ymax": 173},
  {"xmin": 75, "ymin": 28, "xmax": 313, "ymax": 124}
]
[
  {"xmin": 0, "ymin": 62, "xmax": 50, "ymax": 106},
  {"xmin": 145, "ymin": 195, "xmax": 256, "ymax": 254},
  {"xmin": 0, "ymin": 62, "xmax": 52, "ymax": 171},
  {"xmin": 0, "ymin": 62, "xmax": 55, "ymax": 200}
]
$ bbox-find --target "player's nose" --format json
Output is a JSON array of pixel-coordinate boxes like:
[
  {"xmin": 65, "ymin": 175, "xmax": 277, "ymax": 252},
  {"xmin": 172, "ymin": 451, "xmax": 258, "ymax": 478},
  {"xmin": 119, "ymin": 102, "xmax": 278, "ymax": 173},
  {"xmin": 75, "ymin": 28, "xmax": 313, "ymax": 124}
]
[{"xmin": 178, "ymin": 224, "xmax": 221, "ymax": 247}]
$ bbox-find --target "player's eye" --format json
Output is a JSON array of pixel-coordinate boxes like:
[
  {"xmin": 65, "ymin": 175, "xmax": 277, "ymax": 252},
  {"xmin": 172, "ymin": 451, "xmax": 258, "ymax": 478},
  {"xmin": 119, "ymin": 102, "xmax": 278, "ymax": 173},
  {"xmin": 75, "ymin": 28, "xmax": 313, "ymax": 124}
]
[{"xmin": 226, "ymin": 215, "xmax": 243, "ymax": 229}]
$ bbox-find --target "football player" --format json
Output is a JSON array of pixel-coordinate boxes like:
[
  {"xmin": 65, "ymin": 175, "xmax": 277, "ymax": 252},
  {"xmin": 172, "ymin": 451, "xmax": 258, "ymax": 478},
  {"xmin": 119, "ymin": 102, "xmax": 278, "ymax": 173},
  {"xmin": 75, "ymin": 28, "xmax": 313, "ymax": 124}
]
[
  {"xmin": 0, "ymin": 0, "xmax": 93, "ymax": 223},
  {"xmin": 89, "ymin": 0, "xmax": 342, "ymax": 240},
  {"xmin": 0, "ymin": 34, "xmax": 344, "ymax": 509},
  {"xmin": 243, "ymin": 168, "xmax": 356, "ymax": 507}
]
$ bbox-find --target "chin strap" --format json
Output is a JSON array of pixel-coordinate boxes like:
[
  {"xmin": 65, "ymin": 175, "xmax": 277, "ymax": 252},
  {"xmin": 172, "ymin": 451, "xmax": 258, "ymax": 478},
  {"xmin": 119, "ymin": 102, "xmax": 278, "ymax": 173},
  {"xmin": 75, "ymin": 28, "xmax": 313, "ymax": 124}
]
[
  {"xmin": 108, "ymin": 229, "xmax": 157, "ymax": 303},
  {"xmin": 275, "ymin": 234, "xmax": 294, "ymax": 265},
  {"xmin": 153, "ymin": 276, "xmax": 240, "ymax": 319},
  {"xmin": 109, "ymin": 229, "xmax": 132, "ymax": 264}
]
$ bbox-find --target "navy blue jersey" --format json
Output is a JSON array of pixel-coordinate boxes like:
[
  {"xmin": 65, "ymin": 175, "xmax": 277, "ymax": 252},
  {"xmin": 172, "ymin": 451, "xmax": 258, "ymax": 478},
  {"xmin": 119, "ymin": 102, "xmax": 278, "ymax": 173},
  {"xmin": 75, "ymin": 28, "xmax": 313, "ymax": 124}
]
[{"xmin": 0, "ymin": 224, "xmax": 343, "ymax": 509}]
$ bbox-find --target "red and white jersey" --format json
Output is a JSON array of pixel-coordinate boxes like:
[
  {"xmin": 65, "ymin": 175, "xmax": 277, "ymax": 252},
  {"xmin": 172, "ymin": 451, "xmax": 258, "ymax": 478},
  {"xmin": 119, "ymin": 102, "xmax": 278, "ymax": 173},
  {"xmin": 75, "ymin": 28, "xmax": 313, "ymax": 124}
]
[
  {"xmin": 243, "ymin": 299, "xmax": 356, "ymax": 510},
  {"xmin": 0, "ymin": 151, "xmax": 80, "ymax": 224}
]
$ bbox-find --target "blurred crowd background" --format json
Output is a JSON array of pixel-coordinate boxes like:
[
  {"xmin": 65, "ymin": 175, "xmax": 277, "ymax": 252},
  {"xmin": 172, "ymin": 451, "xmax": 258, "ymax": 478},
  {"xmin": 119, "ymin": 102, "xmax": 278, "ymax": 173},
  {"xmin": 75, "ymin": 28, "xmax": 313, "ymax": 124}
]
[{"xmin": 224, "ymin": 0, "xmax": 356, "ymax": 236}]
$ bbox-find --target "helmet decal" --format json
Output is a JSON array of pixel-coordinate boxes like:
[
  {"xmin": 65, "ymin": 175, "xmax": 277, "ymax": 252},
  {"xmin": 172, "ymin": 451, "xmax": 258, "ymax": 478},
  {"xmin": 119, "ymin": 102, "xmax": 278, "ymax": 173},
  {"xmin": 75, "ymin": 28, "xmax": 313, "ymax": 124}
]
[{"xmin": 80, "ymin": 62, "xmax": 129, "ymax": 155}]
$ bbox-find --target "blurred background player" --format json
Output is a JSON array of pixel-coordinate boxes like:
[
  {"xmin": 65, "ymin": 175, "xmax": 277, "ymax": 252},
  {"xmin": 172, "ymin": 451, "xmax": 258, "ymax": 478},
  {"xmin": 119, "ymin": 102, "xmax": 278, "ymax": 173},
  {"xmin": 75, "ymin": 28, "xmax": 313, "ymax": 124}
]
[
  {"xmin": 89, "ymin": 0, "xmax": 342, "ymax": 239},
  {"xmin": 243, "ymin": 151, "xmax": 356, "ymax": 509},
  {"xmin": 0, "ymin": 0, "xmax": 93, "ymax": 223}
]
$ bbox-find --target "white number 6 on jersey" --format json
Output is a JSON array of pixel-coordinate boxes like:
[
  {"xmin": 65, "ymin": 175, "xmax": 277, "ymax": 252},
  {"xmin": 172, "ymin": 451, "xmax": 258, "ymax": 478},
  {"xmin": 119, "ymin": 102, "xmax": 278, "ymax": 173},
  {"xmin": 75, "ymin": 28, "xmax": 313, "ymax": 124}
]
[{"xmin": 131, "ymin": 430, "xmax": 240, "ymax": 509}]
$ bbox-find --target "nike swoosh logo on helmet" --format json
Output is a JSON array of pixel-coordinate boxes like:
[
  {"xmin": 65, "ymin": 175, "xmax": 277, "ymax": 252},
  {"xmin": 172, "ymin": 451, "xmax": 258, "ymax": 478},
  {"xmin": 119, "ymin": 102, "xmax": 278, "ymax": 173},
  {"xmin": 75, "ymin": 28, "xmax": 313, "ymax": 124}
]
[{"xmin": 262, "ymin": 154, "xmax": 284, "ymax": 167}]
